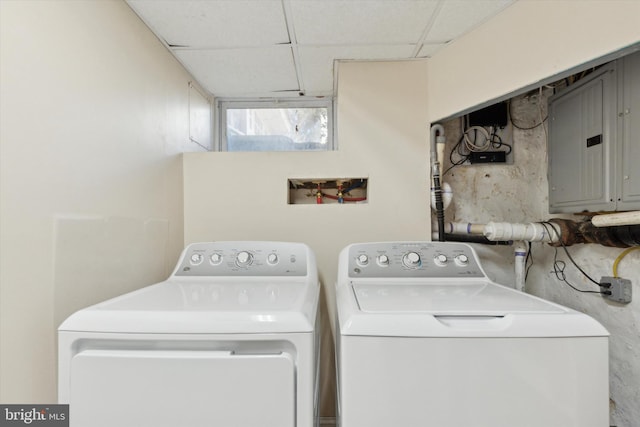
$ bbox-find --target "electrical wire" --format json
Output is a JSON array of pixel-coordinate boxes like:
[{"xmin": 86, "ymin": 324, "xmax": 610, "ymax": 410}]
[
  {"xmin": 463, "ymin": 126, "xmax": 491, "ymax": 151},
  {"xmin": 539, "ymin": 222, "xmax": 606, "ymax": 295},
  {"xmin": 443, "ymin": 117, "xmax": 511, "ymax": 176},
  {"xmin": 613, "ymin": 247, "xmax": 640, "ymax": 277},
  {"xmin": 444, "ymin": 133, "xmax": 470, "ymax": 176},
  {"xmin": 538, "ymin": 87, "xmax": 549, "ymax": 143},
  {"xmin": 488, "ymin": 130, "xmax": 512, "ymax": 155},
  {"xmin": 540, "ymin": 221, "xmax": 601, "ymax": 285},
  {"xmin": 444, "ymin": 129, "xmax": 510, "ymax": 175},
  {"xmin": 524, "ymin": 241, "xmax": 534, "ymax": 282}
]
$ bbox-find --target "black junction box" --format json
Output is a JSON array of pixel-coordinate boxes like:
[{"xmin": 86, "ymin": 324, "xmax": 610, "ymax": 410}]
[
  {"xmin": 468, "ymin": 102, "xmax": 509, "ymax": 128},
  {"xmin": 469, "ymin": 151, "xmax": 507, "ymax": 164}
]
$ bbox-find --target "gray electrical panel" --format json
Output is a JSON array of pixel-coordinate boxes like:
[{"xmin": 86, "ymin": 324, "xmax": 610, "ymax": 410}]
[
  {"xmin": 548, "ymin": 50, "xmax": 640, "ymax": 213},
  {"xmin": 619, "ymin": 51, "xmax": 640, "ymax": 209}
]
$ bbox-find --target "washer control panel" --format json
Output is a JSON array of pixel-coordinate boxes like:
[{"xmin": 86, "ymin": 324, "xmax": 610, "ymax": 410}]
[
  {"xmin": 347, "ymin": 242, "xmax": 485, "ymax": 278},
  {"xmin": 174, "ymin": 242, "xmax": 308, "ymax": 277}
]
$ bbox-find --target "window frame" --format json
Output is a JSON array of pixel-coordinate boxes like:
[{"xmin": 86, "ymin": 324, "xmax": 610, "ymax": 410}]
[{"xmin": 217, "ymin": 98, "xmax": 335, "ymax": 152}]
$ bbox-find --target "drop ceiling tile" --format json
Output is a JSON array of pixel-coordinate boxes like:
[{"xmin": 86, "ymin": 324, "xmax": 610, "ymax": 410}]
[
  {"xmin": 175, "ymin": 47, "xmax": 298, "ymax": 96},
  {"xmin": 425, "ymin": 0, "xmax": 515, "ymax": 42},
  {"xmin": 298, "ymin": 45, "xmax": 416, "ymax": 93},
  {"xmin": 127, "ymin": 0, "xmax": 289, "ymax": 47},
  {"xmin": 290, "ymin": 0, "xmax": 439, "ymax": 45}
]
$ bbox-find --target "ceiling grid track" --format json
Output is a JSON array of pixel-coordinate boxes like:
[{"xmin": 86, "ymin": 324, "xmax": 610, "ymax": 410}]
[
  {"xmin": 126, "ymin": 0, "xmax": 519, "ymax": 98},
  {"xmin": 411, "ymin": 0, "xmax": 445, "ymax": 58},
  {"xmin": 282, "ymin": 0, "xmax": 305, "ymax": 95}
]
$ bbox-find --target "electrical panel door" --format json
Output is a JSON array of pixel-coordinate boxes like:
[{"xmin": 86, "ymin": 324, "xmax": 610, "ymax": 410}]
[
  {"xmin": 619, "ymin": 50, "xmax": 640, "ymax": 209},
  {"xmin": 548, "ymin": 65, "xmax": 616, "ymax": 213},
  {"xmin": 548, "ymin": 50, "xmax": 640, "ymax": 213}
]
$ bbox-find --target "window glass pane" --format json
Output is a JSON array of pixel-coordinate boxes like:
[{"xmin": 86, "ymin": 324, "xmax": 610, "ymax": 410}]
[{"xmin": 226, "ymin": 107, "xmax": 328, "ymax": 151}]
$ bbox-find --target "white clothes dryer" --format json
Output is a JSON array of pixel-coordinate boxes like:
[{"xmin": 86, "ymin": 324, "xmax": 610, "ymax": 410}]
[
  {"xmin": 59, "ymin": 241, "xmax": 320, "ymax": 427},
  {"xmin": 336, "ymin": 241, "xmax": 609, "ymax": 427}
]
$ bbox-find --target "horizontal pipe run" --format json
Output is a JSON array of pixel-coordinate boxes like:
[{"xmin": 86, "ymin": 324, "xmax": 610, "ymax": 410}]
[
  {"xmin": 591, "ymin": 211, "xmax": 640, "ymax": 227},
  {"xmin": 436, "ymin": 219, "xmax": 638, "ymax": 248},
  {"xmin": 550, "ymin": 219, "xmax": 640, "ymax": 248},
  {"xmin": 484, "ymin": 222, "xmax": 560, "ymax": 243},
  {"xmin": 443, "ymin": 222, "xmax": 486, "ymax": 235}
]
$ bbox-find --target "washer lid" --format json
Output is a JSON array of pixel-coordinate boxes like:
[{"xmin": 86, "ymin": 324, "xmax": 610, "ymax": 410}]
[
  {"xmin": 353, "ymin": 281, "xmax": 565, "ymax": 315},
  {"xmin": 59, "ymin": 279, "xmax": 318, "ymax": 334},
  {"xmin": 339, "ymin": 280, "xmax": 609, "ymax": 338}
]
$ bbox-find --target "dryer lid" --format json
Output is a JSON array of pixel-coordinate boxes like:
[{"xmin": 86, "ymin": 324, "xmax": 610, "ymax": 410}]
[
  {"xmin": 59, "ymin": 279, "xmax": 319, "ymax": 334},
  {"xmin": 352, "ymin": 281, "xmax": 565, "ymax": 315}
]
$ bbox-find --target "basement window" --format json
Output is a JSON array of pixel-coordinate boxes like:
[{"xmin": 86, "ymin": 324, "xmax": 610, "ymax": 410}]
[{"xmin": 218, "ymin": 99, "xmax": 333, "ymax": 151}]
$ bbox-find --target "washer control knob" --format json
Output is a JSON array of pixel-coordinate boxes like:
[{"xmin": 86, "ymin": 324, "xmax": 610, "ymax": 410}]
[
  {"xmin": 209, "ymin": 253, "xmax": 223, "ymax": 265},
  {"xmin": 434, "ymin": 254, "xmax": 448, "ymax": 267},
  {"xmin": 190, "ymin": 253, "xmax": 203, "ymax": 265},
  {"xmin": 236, "ymin": 251, "xmax": 253, "ymax": 267},
  {"xmin": 356, "ymin": 254, "xmax": 369, "ymax": 266},
  {"xmin": 402, "ymin": 252, "xmax": 421, "ymax": 268},
  {"xmin": 455, "ymin": 254, "xmax": 469, "ymax": 267},
  {"xmin": 377, "ymin": 254, "xmax": 390, "ymax": 266},
  {"xmin": 267, "ymin": 253, "xmax": 279, "ymax": 265}
]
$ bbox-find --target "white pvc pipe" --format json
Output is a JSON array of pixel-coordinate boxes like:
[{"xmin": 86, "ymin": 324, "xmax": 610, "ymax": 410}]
[
  {"xmin": 437, "ymin": 220, "xmax": 563, "ymax": 245},
  {"xmin": 514, "ymin": 242, "xmax": 528, "ymax": 292},
  {"xmin": 448, "ymin": 221, "xmax": 485, "ymax": 234},
  {"xmin": 484, "ymin": 222, "xmax": 561, "ymax": 243},
  {"xmin": 432, "ymin": 221, "xmax": 486, "ymax": 235},
  {"xmin": 591, "ymin": 211, "xmax": 640, "ymax": 227}
]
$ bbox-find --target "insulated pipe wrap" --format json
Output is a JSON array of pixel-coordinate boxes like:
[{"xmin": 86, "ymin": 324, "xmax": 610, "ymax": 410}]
[{"xmin": 549, "ymin": 219, "xmax": 640, "ymax": 248}]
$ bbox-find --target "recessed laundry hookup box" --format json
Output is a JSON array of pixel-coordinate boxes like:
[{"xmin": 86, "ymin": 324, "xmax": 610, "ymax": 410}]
[{"xmin": 288, "ymin": 178, "xmax": 368, "ymax": 204}]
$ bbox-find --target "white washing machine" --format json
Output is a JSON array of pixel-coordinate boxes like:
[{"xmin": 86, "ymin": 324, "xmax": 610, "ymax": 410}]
[
  {"xmin": 336, "ymin": 241, "xmax": 609, "ymax": 427},
  {"xmin": 59, "ymin": 241, "xmax": 320, "ymax": 427}
]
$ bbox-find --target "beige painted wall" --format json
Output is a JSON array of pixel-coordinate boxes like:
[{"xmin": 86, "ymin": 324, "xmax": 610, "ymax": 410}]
[
  {"xmin": 183, "ymin": 60, "xmax": 431, "ymax": 414},
  {"xmin": 428, "ymin": 0, "xmax": 640, "ymax": 121},
  {"xmin": 184, "ymin": 60, "xmax": 431, "ymax": 319},
  {"xmin": 2, "ymin": 0, "xmax": 639, "ymax": 419},
  {"xmin": 0, "ymin": 1, "xmax": 202, "ymax": 402}
]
